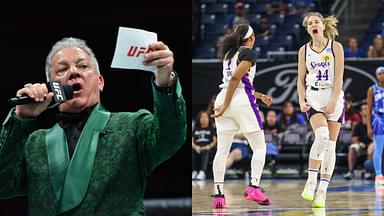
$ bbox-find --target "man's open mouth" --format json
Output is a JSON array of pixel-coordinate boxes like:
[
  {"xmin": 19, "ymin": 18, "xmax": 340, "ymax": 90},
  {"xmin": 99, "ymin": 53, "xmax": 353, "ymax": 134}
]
[{"xmin": 72, "ymin": 83, "xmax": 82, "ymax": 93}]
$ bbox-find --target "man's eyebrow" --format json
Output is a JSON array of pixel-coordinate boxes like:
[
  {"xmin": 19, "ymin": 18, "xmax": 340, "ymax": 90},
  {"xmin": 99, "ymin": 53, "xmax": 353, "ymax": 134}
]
[
  {"xmin": 76, "ymin": 58, "xmax": 87, "ymax": 63},
  {"xmin": 56, "ymin": 58, "xmax": 87, "ymax": 66},
  {"xmin": 57, "ymin": 60, "xmax": 68, "ymax": 66}
]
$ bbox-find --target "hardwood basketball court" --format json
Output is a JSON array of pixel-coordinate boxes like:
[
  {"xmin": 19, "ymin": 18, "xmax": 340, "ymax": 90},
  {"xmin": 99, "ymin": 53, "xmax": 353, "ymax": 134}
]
[{"xmin": 193, "ymin": 178, "xmax": 384, "ymax": 215}]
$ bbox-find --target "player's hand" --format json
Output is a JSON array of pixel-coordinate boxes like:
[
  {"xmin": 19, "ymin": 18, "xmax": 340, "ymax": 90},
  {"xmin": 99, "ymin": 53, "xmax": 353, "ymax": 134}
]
[
  {"xmin": 299, "ymin": 101, "xmax": 310, "ymax": 112},
  {"xmin": 260, "ymin": 94, "xmax": 272, "ymax": 106},
  {"xmin": 213, "ymin": 105, "xmax": 227, "ymax": 118},
  {"xmin": 15, "ymin": 83, "xmax": 54, "ymax": 119},
  {"xmin": 323, "ymin": 100, "xmax": 336, "ymax": 114},
  {"xmin": 144, "ymin": 41, "xmax": 174, "ymax": 87}
]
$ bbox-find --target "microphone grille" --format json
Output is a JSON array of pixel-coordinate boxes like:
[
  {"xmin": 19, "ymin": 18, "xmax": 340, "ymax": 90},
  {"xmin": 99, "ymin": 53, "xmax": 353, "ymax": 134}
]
[{"xmin": 63, "ymin": 85, "xmax": 74, "ymax": 100}]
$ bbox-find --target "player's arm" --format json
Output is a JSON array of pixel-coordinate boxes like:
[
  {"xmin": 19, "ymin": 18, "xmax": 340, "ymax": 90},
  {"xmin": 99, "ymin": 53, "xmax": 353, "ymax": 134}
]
[
  {"xmin": 326, "ymin": 41, "xmax": 344, "ymax": 113},
  {"xmin": 253, "ymin": 91, "xmax": 272, "ymax": 106},
  {"xmin": 297, "ymin": 45, "xmax": 310, "ymax": 112},
  {"xmin": 367, "ymin": 87, "xmax": 373, "ymax": 138}
]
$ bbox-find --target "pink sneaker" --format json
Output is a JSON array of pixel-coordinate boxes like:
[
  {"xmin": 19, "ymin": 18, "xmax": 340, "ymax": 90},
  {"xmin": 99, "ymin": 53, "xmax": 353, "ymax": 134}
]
[
  {"xmin": 244, "ymin": 186, "xmax": 272, "ymax": 205},
  {"xmin": 212, "ymin": 195, "xmax": 226, "ymax": 209}
]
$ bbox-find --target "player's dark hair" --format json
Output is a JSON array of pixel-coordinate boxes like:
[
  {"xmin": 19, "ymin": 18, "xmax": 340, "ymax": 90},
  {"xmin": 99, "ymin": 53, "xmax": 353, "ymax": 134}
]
[{"xmin": 217, "ymin": 24, "xmax": 249, "ymax": 60}]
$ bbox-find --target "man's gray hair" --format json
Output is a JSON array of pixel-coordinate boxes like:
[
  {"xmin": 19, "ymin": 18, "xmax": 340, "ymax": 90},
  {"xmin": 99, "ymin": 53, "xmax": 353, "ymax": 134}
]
[{"xmin": 45, "ymin": 37, "xmax": 100, "ymax": 81}]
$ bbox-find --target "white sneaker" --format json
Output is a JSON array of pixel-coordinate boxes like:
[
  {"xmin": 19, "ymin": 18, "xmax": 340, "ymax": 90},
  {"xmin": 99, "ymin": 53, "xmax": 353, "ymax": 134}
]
[
  {"xmin": 312, "ymin": 190, "xmax": 326, "ymax": 208},
  {"xmin": 301, "ymin": 182, "xmax": 317, "ymax": 201},
  {"xmin": 192, "ymin": 170, "xmax": 197, "ymax": 180},
  {"xmin": 196, "ymin": 171, "xmax": 206, "ymax": 180}
]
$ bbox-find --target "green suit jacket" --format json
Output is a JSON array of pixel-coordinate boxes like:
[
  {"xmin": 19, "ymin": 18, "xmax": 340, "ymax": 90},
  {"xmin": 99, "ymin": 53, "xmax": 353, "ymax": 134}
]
[{"xmin": 0, "ymin": 77, "xmax": 187, "ymax": 216}]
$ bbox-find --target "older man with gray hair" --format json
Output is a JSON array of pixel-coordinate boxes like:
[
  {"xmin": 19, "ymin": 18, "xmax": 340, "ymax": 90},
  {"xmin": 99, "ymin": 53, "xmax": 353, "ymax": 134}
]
[{"xmin": 0, "ymin": 37, "xmax": 186, "ymax": 215}]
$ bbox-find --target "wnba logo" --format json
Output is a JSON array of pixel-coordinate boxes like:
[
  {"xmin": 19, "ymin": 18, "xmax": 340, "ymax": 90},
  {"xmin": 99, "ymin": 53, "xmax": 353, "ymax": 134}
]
[{"xmin": 127, "ymin": 46, "xmax": 150, "ymax": 57}]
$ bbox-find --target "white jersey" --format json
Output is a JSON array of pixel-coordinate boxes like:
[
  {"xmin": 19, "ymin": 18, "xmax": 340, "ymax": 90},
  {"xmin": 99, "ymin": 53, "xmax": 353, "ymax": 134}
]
[
  {"xmin": 214, "ymin": 47, "xmax": 263, "ymax": 132},
  {"xmin": 219, "ymin": 47, "xmax": 256, "ymax": 89},
  {"xmin": 305, "ymin": 40, "xmax": 335, "ymax": 89}
]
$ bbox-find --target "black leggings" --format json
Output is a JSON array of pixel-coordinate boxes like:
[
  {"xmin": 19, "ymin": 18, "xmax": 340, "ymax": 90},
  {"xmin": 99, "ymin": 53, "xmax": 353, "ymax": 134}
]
[{"xmin": 192, "ymin": 151, "xmax": 210, "ymax": 172}]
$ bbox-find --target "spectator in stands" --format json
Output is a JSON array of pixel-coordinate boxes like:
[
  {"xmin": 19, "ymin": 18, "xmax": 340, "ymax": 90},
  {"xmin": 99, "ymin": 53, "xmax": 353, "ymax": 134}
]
[
  {"xmin": 287, "ymin": 0, "xmax": 314, "ymax": 15},
  {"xmin": 277, "ymin": 101, "xmax": 307, "ymax": 131},
  {"xmin": 226, "ymin": 132, "xmax": 250, "ymax": 169},
  {"xmin": 344, "ymin": 104, "xmax": 373, "ymax": 179},
  {"xmin": 263, "ymin": 110, "xmax": 283, "ymax": 168},
  {"xmin": 266, "ymin": 0, "xmax": 288, "ymax": 15},
  {"xmin": 343, "ymin": 95, "xmax": 361, "ymax": 131},
  {"xmin": 226, "ymin": 2, "xmax": 250, "ymax": 34},
  {"xmin": 367, "ymin": 37, "xmax": 384, "ymax": 58},
  {"xmin": 192, "ymin": 111, "xmax": 217, "ymax": 180},
  {"xmin": 264, "ymin": 110, "xmax": 284, "ymax": 133},
  {"xmin": 344, "ymin": 37, "xmax": 365, "ymax": 58},
  {"xmin": 257, "ymin": 17, "xmax": 272, "ymax": 37}
]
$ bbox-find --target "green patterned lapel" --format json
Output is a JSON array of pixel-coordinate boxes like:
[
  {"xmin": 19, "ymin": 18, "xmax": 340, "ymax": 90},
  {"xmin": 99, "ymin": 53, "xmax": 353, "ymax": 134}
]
[
  {"xmin": 46, "ymin": 124, "xmax": 69, "ymax": 201},
  {"xmin": 46, "ymin": 104, "xmax": 111, "ymax": 214}
]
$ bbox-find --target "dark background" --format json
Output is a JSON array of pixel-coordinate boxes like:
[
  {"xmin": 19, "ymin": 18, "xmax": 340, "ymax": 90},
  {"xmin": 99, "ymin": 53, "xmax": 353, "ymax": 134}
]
[{"xmin": 0, "ymin": 1, "xmax": 190, "ymax": 214}]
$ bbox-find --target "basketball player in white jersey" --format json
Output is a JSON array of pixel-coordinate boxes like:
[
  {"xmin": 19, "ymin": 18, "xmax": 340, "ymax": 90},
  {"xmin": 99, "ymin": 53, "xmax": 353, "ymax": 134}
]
[
  {"xmin": 212, "ymin": 24, "xmax": 272, "ymax": 209},
  {"xmin": 297, "ymin": 12, "xmax": 344, "ymax": 208}
]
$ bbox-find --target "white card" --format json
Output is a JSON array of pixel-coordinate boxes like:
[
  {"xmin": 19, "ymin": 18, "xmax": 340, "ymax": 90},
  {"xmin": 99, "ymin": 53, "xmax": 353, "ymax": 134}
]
[{"xmin": 111, "ymin": 27, "xmax": 158, "ymax": 72}]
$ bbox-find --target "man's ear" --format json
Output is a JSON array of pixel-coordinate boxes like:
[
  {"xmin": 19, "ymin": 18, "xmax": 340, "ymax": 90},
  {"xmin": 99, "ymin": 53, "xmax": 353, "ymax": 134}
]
[{"xmin": 98, "ymin": 74, "xmax": 105, "ymax": 92}]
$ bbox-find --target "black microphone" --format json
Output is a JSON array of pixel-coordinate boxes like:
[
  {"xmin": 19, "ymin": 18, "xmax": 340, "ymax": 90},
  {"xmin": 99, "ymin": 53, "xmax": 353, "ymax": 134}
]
[{"xmin": 8, "ymin": 81, "xmax": 74, "ymax": 106}]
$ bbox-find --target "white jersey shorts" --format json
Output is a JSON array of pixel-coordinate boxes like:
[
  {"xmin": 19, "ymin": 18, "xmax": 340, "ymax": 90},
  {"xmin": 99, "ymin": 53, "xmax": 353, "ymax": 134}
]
[
  {"xmin": 214, "ymin": 88, "xmax": 263, "ymax": 132},
  {"xmin": 305, "ymin": 86, "xmax": 345, "ymax": 123}
]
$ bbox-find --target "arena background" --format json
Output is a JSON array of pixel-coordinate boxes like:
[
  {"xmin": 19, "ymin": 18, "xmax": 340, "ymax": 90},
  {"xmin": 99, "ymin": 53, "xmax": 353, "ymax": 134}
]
[
  {"xmin": 0, "ymin": 1, "xmax": 191, "ymax": 215},
  {"xmin": 192, "ymin": 59, "xmax": 381, "ymax": 117}
]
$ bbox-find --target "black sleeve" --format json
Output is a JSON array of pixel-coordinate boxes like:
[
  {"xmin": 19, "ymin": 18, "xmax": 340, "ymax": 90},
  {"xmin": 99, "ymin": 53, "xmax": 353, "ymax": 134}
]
[{"xmin": 238, "ymin": 48, "xmax": 256, "ymax": 65}]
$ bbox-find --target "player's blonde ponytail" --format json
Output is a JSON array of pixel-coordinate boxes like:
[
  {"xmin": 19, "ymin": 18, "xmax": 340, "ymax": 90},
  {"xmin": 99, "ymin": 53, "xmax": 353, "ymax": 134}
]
[{"xmin": 323, "ymin": 15, "xmax": 339, "ymax": 40}]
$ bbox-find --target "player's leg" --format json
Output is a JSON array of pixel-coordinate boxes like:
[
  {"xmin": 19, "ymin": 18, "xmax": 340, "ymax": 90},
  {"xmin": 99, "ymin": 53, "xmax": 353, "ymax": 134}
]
[
  {"xmin": 243, "ymin": 130, "xmax": 272, "ymax": 205},
  {"xmin": 373, "ymin": 135, "xmax": 384, "ymax": 186},
  {"xmin": 312, "ymin": 120, "xmax": 340, "ymax": 208},
  {"xmin": 212, "ymin": 128, "xmax": 236, "ymax": 208},
  {"xmin": 234, "ymin": 103, "xmax": 271, "ymax": 205},
  {"xmin": 302, "ymin": 112, "xmax": 328, "ymax": 201}
]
